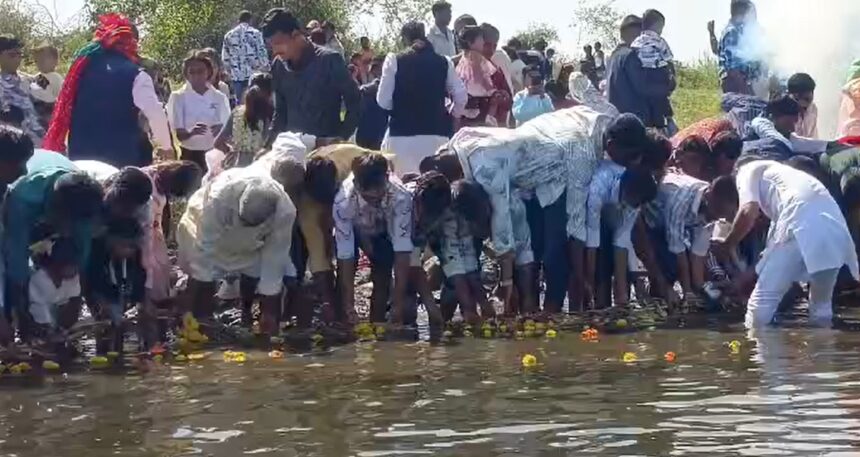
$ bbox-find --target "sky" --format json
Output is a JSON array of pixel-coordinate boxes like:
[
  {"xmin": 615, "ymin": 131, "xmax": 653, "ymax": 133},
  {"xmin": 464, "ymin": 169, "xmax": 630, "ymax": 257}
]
[{"xmin": 39, "ymin": 0, "xmax": 727, "ymax": 62}]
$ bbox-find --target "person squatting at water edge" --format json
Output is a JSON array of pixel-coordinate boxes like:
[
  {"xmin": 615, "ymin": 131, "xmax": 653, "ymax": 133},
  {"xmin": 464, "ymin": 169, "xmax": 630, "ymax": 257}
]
[{"xmin": 2, "ymin": 4, "xmax": 860, "ymax": 365}]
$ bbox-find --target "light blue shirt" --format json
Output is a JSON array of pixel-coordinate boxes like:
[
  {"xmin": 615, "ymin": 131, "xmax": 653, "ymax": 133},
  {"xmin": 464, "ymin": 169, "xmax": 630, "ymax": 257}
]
[{"xmin": 511, "ymin": 90, "xmax": 555, "ymax": 126}]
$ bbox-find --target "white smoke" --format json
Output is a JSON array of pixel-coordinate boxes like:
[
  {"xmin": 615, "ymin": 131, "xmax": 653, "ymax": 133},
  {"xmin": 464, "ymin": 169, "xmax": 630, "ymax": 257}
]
[{"xmin": 754, "ymin": 0, "xmax": 860, "ymax": 137}]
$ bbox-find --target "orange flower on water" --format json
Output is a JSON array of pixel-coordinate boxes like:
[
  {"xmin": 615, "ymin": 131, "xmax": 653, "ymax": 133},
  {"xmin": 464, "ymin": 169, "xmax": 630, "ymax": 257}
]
[
  {"xmin": 664, "ymin": 351, "xmax": 677, "ymax": 363},
  {"xmin": 580, "ymin": 327, "xmax": 599, "ymax": 342}
]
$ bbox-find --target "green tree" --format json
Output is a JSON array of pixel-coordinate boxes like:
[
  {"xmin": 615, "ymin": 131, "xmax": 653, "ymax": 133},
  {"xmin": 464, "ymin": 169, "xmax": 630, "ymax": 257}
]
[
  {"xmin": 571, "ymin": 0, "xmax": 625, "ymax": 50},
  {"xmin": 510, "ymin": 22, "xmax": 560, "ymax": 49}
]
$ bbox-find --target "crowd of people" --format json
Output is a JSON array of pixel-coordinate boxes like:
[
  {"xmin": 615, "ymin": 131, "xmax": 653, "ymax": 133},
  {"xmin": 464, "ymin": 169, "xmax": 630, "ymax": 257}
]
[{"xmin": 0, "ymin": 0, "xmax": 859, "ymax": 356}]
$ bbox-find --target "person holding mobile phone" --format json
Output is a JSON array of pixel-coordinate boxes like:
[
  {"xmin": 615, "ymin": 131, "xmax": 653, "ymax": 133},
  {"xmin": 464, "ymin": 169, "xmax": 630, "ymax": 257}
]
[{"xmin": 167, "ymin": 51, "xmax": 231, "ymax": 173}]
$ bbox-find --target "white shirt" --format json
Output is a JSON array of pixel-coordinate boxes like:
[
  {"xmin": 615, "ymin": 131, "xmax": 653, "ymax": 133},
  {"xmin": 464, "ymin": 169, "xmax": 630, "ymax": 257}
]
[
  {"xmin": 737, "ymin": 160, "xmax": 859, "ymax": 277},
  {"xmin": 177, "ymin": 167, "xmax": 297, "ymax": 296},
  {"xmin": 132, "ymin": 71, "xmax": 173, "ymax": 151},
  {"xmin": 73, "ymin": 160, "xmax": 119, "ymax": 183},
  {"xmin": 376, "ymin": 53, "xmax": 467, "ymax": 119},
  {"xmin": 29, "ymin": 72, "xmax": 64, "ymax": 104},
  {"xmin": 29, "ymin": 268, "xmax": 80, "ymax": 326},
  {"xmin": 491, "ymin": 50, "xmax": 515, "ymax": 95},
  {"xmin": 167, "ymin": 84, "xmax": 231, "ymax": 151},
  {"xmin": 426, "ymin": 25, "xmax": 456, "ymax": 57}
]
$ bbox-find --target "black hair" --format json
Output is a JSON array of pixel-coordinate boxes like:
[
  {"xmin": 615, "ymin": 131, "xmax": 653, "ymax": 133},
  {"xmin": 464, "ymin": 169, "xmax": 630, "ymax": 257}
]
[
  {"xmin": 310, "ymin": 28, "xmax": 327, "ymax": 45},
  {"xmin": 418, "ymin": 153, "xmax": 463, "ymax": 182},
  {"xmin": 53, "ymin": 172, "xmax": 104, "ymax": 220},
  {"xmin": 677, "ymin": 135, "xmax": 711, "ymax": 157},
  {"xmin": 414, "ymin": 171, "xmax": 452, "ymax": 224},
  {"xmin": 710, "ymin": 175, "xmax": 739, "ymax": 207},
  {"xmin": 787, "ymin": 73, "xmax": 816, "ymax": 95},
  {"xmin": 353, "ymin": 153, "xmax": 390, "ymax": 190},
  {"xmin": 321, "ymin": 20, "xmax": 336, "ymax": 32},
  {"xmin": 451, "ymin": 179, "xmax": 491, "ymax": 225},
  {"xmin": 620, "ymin": 167, "xmax": 658, "ymax": 206},
  {"xmin": 454, "ymin": 14, "xmax": 477, "ymax": 29},
  {"xmin": 786, "ymin": 155, "xmax": 822, "ymax": 179},
  {"xmin": 480, "ymin": 23, "xmax": 500, "ymax": 43},
  {"xmin": 766, "ymin": 95, "xmax": 801, "ymax": 117},
  {"xmin": 710, "ymin": 131, "xmax": 743, "ymax": 161},
  {"xmin": 642, "ymin": 9, "xmax": 666, "ymax": 29},
  {"xmin": 239, "ymin": 10, "xmax": 253, "ymax": 23},
  {"xmin": 261, "ymin": 8, "xmax": 302, "ymax": 38},
  {"xmin": 104, "ymin": 167, "xmax": 153, "ymax": 210},
  {"xmin": 731, "ymin": 0, "xmax": 753, "ymax": 17},
  {"xmin": 604, "ymin": 113, "xmax": 648, "ymax": 152},
  {"xmin": 0, "ymin": 35, "xmax": 23, "ymax": 53},
  {"xmin": 41, "ymin": 236, "xmax": 78, "ymax": 267},
  {"xmin": 249, "ymin": 72, "xmax": 273, "ymax": 93},
  {"xmin": 620, "ymin": 15, "xmax": 644, "ymax": 32},
  {"xmin": 182, "ymin": 50, "xmax": 215, "ymax": 79},
  {"xmin": 106, "ymin": 217, "xmax": 144, "ymax": 241},
  {"xmin": 503, "ymin": 45, "xmax": 518, "ymax": 61},
  {"xmin": 546, "ymin": 48, "xmax": 556, "ymax": 55},
  {"xmin": 533, "ymin": 38, "xmax": 548, "ymax": 51},
  {"xmin": 431, "ymin": 1, "xmax": 452, "ymax": 16},
  {"xmin": 244, "ymin": 85, "xmax": 274, "ymax": 132},
  {"xmin": 401, "ymin": 21, "xmax": 427, "ymax": 43},
  {"xmin": 594, "ymin": 42, "xmax": 602, "ymax": 49},
  {"xmin": 525, "ymin": 70, "xmax": 544, "ymax": 86},
  {"xmin": 305, "ymin": 155, "xmax": 339, "ymax": 205},
  {"xmin": 0, "ymin": 124, "xmax": 34, "ymax": 163},
  {"xmin": 507, "ymin": 38, "xmax": 523, "ymax": 49},
  {"xmin": 458, "ymin": 25, "xmax": 484, "ymax": 51},
  {"xmin": 642, "ymin": 128, "xmax": 672, "ymax": 172}
]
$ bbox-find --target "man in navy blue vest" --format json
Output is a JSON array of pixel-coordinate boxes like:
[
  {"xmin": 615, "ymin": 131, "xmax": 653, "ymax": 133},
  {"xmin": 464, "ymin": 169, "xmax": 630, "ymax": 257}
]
[
  {"xmin": 376, "ymin": 21, "xmax": 466, "ymax": 177},
  {"xmin": 44, "ymin": 15, "xmax": 173, "ymax": 168}
]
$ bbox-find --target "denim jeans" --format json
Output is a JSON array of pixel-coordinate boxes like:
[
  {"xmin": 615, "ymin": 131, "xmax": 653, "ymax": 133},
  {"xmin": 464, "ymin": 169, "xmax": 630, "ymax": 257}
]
[{"xmin": 232, "ymin": 80, "xmax": 249, "ymax": 105}]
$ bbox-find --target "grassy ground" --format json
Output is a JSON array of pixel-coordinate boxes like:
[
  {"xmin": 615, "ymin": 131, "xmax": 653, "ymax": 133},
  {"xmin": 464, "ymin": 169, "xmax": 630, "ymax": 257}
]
[{"xmin": 672, "ymin": 59, "xmax": 722, "ymax": 129}]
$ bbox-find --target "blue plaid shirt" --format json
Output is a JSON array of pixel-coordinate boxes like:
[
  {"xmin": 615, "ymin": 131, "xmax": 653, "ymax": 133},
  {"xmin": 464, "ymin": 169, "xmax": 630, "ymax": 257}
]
[{"xmin": 718, "ymin": 21, "xmax": 762, "ymax": 80}]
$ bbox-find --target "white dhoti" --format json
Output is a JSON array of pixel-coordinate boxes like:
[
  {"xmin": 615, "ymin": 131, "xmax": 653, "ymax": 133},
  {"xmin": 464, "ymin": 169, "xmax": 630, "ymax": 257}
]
[
  {"xmin": 746, "ymin": 237, "xmax": 842, "ymax": 328},
  {"xmin": 381, "ymin": 134, "xmax": 449, "ymax": 178}
]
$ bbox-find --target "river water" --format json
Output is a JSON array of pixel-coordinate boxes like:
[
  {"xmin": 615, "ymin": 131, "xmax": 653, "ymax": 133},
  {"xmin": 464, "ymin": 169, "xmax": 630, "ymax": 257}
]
[{"xmin": 2, "ymin": 327, "xmax": 860, "ymax": 456}]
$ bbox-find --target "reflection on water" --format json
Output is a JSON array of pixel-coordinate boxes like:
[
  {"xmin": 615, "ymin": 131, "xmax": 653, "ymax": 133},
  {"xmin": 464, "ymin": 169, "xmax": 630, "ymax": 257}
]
[{"xmin": 2, "ymin": 327, "xmax": 860, "ymax": 456}]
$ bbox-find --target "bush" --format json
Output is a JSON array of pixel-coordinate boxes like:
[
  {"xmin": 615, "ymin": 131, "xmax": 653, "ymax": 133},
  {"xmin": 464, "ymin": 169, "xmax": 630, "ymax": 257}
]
[{"xmin": 673, "ymin": 57, "xmax": 722, "ymax": 129}]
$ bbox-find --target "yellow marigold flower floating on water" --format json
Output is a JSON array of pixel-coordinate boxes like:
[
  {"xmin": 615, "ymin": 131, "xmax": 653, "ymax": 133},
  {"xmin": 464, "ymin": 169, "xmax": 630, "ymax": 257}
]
[
  {"xmin": 521, "ymin": 354, "xmax": 538, "ymax": 368},
  {"xmin": 545, "ymin": 329, "xmax": 558, "ymax": 339},
  {"xmin": 728, "ymin": 340, "xmax": 742, "ymax": 354},
  {"xmin": 622, "ymin": 352, "xmax": 638, "ymax": 363},
  {"xmin": 223, "ymin": 351, "xmax": 248, "ymax": 363}
]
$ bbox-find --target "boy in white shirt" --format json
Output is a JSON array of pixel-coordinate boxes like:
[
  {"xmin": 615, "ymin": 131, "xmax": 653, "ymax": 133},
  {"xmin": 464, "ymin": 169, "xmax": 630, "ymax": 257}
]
[
  {"xmin": 167, "ymin": 51, "xmax": 231, "ymax": 174},
  {"xmin": 30, "ymin": 44, "xmax": 64, "ymax": 107},
  {"xmin": 28, "ymin": 237, "xmax": 81, "ymax": 335}
]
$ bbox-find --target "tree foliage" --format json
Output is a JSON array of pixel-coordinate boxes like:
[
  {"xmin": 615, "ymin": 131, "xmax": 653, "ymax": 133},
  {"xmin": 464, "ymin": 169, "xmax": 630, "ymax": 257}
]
[
  {"xmin": 510, "ymin": 22, "xmax": 560, "ymax": 49},
  {"xmin": 571, "ymin": 0, "xmax": 625, "ymax": 50},
  {"xmin": 0, "ymin": 0, "xmax": 59, "ymax": 46}
]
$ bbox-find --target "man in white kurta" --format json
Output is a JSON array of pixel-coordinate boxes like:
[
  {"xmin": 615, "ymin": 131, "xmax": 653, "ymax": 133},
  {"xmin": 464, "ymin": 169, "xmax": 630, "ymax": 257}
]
[
  {"xmin": 177, "ymin": 165, "xmax": 296, "ymax": 332},
  {"xmin": 719, "ymin": 160, "xmax": 859, "ymax": 328}
]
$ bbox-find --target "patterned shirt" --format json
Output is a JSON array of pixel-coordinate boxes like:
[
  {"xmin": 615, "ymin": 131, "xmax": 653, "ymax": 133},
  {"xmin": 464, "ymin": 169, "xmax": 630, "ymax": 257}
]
[
  {"xmin": 0, "ymin": 72, "xmax": 45, "ymax": 144},
  {"xmin": 333, "ymin": 175, "xmax": 414, "ymax": 260},
  {"xmin": 644, "ymin": 172, "xmax": 710, "ymax": 256},
  {"xmin": 584, "ymin": 160, "xmax": 639, "ymax": 250},
  {"xmin": 631, "ymin": 30, "xmax": 674, "ymax": 69},
  {"xmin": 718, "ymin": 20, "xmax": 763, "ymax": 80},
  {"xmin": 221, "ymin": 23, "xmax": 270, "ymax": 82},
  {"xmin": 451, "ymin": 107, "xmax": 613, "ymax": 262}
]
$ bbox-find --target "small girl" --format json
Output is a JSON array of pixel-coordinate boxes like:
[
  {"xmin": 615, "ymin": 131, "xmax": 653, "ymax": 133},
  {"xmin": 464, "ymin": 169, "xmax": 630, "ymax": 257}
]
[
  {"xmin": 213, "ymin": 72, "xmax": 274, "ymax": 172},
  {"xmin": 511, "ymin": 71, "xmax": 554, "ymax": 126},
  {"xmin": 456, "ymin": 26, "xmax": 506, "ymax": 127},
  {"xmin": 167, "ymin": 50, "xmax": 232, "ymax": 174},
  {"xmin": 28, "ymin": 237, "xmax": 81, "ymax": 335}
]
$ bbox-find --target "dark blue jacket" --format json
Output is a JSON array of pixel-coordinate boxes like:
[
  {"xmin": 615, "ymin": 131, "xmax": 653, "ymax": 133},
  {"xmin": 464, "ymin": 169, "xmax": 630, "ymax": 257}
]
[
  {"xmin": 68, "ymin": 51, "xmax": 147, "ymax": 167},
  {"xmin": 607, "ymin": 45, "xmax": 675, "ymax": 128},
  {"xmin": 355, "ymin": 79, "xmax": 388, "ymax": 150}
]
